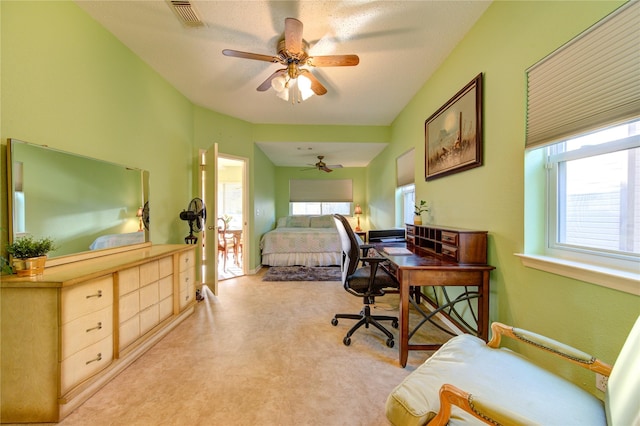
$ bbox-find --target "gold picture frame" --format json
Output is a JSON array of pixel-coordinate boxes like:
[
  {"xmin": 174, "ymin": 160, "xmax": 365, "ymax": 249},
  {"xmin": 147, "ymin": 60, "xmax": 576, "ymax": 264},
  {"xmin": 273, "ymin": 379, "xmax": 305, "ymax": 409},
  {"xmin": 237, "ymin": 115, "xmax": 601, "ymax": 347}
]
[{"xmin": 425, "ymin": 73, "xmax": 483, "ymax": 181}]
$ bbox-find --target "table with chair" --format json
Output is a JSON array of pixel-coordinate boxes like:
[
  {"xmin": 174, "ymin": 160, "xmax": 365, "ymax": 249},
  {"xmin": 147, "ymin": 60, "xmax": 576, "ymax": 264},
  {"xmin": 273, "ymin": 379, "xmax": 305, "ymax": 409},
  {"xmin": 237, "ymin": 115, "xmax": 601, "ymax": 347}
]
[{"xmin": 331, "ymin": 214, "xmax": 494, "ymax": 368}]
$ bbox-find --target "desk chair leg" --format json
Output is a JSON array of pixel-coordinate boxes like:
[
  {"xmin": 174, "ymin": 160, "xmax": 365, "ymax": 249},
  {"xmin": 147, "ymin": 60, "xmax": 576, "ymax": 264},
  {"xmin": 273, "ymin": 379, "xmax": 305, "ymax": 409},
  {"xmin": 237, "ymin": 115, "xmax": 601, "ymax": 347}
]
[{"xmin": 332, "ymin": 306, "xmax": 398, "ymax": 348}]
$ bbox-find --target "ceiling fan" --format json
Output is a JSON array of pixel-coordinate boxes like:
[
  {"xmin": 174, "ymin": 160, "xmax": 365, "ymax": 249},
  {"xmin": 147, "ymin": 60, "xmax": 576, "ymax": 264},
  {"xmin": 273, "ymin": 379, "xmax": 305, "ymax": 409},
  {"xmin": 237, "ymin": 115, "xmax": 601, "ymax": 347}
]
[
  {"xmin": 222, "ymin": 17, "xmax": 359, "ymax": 100},
  {"xmin": 304, "ymin": 155, "xmax": 343, "ymax": 173}
]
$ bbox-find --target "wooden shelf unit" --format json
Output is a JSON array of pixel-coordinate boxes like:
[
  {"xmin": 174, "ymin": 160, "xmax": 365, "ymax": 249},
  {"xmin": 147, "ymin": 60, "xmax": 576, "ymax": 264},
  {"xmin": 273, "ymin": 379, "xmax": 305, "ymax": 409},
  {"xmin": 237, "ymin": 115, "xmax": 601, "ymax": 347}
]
[{"xmin": 405, "ymin": 224, "xmax": 488, "ymax": 264}]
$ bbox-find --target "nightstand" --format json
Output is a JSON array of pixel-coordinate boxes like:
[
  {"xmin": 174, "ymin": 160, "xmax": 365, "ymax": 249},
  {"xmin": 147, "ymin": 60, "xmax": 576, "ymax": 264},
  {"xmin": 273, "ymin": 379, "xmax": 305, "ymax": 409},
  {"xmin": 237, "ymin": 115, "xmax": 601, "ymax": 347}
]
[{"xmin": 355, "ymin": 230, "xmax": 367, "ymax": 243}]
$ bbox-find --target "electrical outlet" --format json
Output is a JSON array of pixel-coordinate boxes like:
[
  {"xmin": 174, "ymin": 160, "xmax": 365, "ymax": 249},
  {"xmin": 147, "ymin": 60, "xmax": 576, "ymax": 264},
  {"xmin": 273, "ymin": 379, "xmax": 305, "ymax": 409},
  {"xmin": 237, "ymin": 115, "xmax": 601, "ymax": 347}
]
[{"xmin": 596, "ymin": 373, "xmax": 608, "ymax": 392}]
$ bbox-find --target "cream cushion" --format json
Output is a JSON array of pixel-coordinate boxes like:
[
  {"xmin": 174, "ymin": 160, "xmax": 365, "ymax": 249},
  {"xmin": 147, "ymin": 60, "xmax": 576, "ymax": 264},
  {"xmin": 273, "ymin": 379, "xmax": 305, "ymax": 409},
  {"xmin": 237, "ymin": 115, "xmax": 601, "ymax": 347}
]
[{"xmin": 386, "ymin": 334, "xmax": 606, "ymax": 426}]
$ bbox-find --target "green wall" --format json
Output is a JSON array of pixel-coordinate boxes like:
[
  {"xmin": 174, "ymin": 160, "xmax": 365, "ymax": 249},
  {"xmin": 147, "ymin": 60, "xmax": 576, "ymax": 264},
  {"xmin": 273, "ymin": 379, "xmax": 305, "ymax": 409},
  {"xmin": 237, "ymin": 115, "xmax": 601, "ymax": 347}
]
[
  {"xmin": 1, "ymin": 0, "xmax": 638, "ymax": 398},
  {"xmin": 369, "ymin": 0, "xmax": 639, "ymax": 393},
  {"xmin": 1, "ymin": 0, "xmax": 193, "ymax": 250}
]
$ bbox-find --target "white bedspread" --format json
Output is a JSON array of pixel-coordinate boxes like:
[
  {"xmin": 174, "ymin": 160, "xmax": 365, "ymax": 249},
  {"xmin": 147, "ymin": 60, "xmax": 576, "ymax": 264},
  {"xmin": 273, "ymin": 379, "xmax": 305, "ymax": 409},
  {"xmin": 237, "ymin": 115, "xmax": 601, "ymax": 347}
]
[
  {"xmin": 89, "ymin": 232, "xmax": 145, "ymax": 250},
  {"xmin": 260, "ymin": 227, "xmax": 341, "ymax": 266}
]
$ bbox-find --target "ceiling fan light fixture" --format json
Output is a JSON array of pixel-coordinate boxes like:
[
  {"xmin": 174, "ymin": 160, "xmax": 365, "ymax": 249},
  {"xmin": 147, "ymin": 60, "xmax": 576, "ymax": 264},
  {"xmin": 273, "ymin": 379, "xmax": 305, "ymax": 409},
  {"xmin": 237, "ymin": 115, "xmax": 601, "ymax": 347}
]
[{"xmin": 271, "ymin": 73, "xmax": 314, "ymax": 104}]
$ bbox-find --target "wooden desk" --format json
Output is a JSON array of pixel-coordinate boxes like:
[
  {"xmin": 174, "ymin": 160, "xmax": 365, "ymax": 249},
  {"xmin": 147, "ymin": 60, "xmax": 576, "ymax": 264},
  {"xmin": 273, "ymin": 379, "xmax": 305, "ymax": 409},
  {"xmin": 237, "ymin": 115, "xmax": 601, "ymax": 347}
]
[{"xmin": 376, "ymin": 225, "xmax": 494, "ymax": 367}]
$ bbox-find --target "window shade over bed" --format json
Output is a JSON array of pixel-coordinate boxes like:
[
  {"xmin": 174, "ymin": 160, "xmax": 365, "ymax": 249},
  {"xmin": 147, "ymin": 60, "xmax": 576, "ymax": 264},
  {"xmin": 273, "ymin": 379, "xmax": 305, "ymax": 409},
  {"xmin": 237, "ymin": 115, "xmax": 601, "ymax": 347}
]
[
  {"xmin": 525, "ymin": 1, "xmax": 640, "ymax": 149},
  {"xmin": 289, "ymin": 179, "xmax": 353, "ymax": 202}
]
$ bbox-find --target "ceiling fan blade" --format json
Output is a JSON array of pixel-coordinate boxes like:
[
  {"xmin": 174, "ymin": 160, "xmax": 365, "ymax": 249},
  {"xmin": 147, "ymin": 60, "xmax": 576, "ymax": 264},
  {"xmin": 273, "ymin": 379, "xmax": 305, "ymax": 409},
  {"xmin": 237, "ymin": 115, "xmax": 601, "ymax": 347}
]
[
  {"xmin": 284, "ymin": 18, "xmax": 304, "ymax": 54},
  {"xmin": 320, "ymin": 165, "xmax": 333, "ymax": 173},
  {"xmin": 307, "ymin": 55, "xmax": 360, "ymax": 67},
  {"xmin": 327, "ymin": 164, "xmax": 343, "ymax": 169},
  {"xmin": 300, "ymin": 71, "xmax": 327, "ymax": 96},
  {"xmin": 222, "ymin": 49, "xmax": 280, "ymax": 63},
  {"xmin": 257, "ymin": 69, "xmax": 286, "ymax": 91}
]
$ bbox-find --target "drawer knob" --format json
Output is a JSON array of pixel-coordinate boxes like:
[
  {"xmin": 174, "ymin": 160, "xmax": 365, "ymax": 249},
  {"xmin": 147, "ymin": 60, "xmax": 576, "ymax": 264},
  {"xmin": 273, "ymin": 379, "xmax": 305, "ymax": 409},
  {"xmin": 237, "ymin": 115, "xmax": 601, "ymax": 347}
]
[
  {"xmin": 86, "ymin": 290, "xmax": 103, "ymax": 299},
  {"xmin": 86, "ymin": 322, "xmax": 102, "ymax": 333},
  {"xmin": 86, "ymin": 353, "xmax": 102, "ymax": 365}
]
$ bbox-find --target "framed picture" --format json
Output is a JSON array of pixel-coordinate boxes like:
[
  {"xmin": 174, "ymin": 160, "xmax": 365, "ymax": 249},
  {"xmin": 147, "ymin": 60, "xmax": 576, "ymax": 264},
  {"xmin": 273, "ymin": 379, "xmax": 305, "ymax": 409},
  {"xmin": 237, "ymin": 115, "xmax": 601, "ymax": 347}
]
[{"xmin": 425, "ymin": 73, "xmax": 483, "ymax": 181}]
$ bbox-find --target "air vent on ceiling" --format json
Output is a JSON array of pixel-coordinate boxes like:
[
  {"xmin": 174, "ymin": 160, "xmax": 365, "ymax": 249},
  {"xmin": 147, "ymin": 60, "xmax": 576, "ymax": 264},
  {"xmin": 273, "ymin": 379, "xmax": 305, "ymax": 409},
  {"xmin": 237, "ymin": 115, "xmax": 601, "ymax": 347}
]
[{"xmin": 167, "ymin": 0, "xmax": 204, "ymax": 28}]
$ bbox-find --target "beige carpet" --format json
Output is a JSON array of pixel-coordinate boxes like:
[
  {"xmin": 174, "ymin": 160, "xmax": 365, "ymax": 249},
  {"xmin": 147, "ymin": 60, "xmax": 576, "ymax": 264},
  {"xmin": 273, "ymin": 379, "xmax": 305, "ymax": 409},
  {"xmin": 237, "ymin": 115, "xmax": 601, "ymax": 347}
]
[{"xmin": 59, "ymin": 270, "xmax": 454, "ymax": 426}]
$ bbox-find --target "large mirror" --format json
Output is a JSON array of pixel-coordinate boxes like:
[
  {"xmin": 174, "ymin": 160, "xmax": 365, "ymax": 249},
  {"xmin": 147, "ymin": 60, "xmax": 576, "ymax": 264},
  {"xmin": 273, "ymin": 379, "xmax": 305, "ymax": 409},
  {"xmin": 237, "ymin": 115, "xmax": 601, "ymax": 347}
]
[{"xmin": 7, "ymin": 139, "xmax": 149, "ymax": 260}]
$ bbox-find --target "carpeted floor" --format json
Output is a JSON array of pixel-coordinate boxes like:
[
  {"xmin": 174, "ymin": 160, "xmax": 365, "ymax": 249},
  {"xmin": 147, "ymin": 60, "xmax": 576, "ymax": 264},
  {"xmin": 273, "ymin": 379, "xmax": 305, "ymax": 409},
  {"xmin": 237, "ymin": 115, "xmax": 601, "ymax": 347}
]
[
  {"xmin": 262, "ymin": 265, "xmax": 341, "ymax": 281},
  {"xmin": 58, "ymin": 269, "xmax": 454, "ymax": 425}
]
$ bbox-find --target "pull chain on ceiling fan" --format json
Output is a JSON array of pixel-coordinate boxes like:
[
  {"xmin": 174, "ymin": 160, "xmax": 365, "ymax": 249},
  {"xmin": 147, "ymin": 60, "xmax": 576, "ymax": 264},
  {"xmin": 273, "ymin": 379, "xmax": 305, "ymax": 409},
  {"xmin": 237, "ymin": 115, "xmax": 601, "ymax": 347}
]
[{"xmin": 222, "ymin": 17, "xmax": 359, "ymax": 103}]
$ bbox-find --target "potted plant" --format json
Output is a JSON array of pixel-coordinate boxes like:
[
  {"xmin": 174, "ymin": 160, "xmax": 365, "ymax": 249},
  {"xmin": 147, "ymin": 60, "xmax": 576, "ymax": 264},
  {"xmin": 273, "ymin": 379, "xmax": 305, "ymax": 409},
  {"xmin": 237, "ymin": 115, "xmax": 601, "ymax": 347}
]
[
  {"xmin": 7, "ymin": 235, "xmax": 56, "ymax": 277},
  {"xmin": 414, "ymin": 200, "xmax": 429, "ymax": 225}
]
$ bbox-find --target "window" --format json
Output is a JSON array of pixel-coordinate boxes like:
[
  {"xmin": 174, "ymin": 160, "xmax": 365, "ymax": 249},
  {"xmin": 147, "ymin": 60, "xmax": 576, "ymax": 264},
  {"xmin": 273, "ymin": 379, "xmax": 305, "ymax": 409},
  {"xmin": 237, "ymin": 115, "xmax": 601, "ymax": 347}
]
[
  {"xmin": 546, "ymin": 120, "xmax": 640, "ymax": 269},
  {"xmin": 400, "ymin": 184, "xmax": 416, "ymax": 226},
  {"xmin": 521, "ymin": 1, "xmax": 639, "ymax": 293},
  {"xmin": 289, "ymin": 202, "xmax": 351, "ymax": 216}
]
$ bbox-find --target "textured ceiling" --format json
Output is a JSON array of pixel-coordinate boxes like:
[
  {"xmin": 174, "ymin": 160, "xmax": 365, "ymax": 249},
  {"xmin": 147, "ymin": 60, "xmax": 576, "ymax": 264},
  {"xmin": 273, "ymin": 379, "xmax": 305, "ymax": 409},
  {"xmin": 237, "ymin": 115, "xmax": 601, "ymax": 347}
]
[{"xmin": 74, "ymin": 0, "xmax": 491, "ymax": 165}]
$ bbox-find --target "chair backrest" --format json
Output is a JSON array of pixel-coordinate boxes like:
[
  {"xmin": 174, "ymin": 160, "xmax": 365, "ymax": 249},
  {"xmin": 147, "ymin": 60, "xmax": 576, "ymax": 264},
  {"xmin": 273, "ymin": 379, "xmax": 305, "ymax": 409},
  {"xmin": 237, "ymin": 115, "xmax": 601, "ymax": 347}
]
[
  {"xmin": 333, "ymin": 214, "xmax": 361, "ymax": 283},
  {"xmin": 217, "ymin": 218, "xmax": 227, "ymax": 249},
  {"xmin": 605, "ymin": 314, "xmax": 640, "ymax": 425}
]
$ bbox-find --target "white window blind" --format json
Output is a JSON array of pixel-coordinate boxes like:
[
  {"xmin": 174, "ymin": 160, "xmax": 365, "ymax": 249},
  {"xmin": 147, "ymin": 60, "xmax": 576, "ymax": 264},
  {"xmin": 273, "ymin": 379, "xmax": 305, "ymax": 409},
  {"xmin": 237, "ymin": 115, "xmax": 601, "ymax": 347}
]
[
  {"xmin": 289, "ymin": 179, "xmax": 353, "ymax": 202},
  {"xmin": 396, "ymin": 148, "xmax": 415, "ymax": 187},
  {"xmin": 526, "ymin": 1, "xmax": 640, "ymax": 149}
]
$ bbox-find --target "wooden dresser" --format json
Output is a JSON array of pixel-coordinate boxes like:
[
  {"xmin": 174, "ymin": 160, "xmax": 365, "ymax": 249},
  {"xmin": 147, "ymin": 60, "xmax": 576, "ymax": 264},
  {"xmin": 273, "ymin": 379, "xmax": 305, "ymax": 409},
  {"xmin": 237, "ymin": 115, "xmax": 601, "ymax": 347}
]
[{"xmin": 0, "ymin": 244, "xmax": 196, "ymax": 423}]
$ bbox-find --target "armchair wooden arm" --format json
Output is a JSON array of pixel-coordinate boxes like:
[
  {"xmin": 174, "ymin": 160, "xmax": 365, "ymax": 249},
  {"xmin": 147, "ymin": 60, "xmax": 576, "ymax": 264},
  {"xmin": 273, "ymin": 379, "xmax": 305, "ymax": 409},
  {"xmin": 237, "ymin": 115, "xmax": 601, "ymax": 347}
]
[
  {"xmin": 428, "ymin": 384, "xmax": 534, "ymax": 426},
  {"xmin": 488, "ymin": 322, "xmax": 612, "ymax": 376}
]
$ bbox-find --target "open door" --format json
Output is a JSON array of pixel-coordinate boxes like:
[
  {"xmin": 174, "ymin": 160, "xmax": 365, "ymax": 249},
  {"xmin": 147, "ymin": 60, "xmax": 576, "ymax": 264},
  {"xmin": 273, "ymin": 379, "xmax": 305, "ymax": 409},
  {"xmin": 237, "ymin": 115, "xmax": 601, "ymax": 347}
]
[{"xmin": 202, "ymin": 144, "xmax": 218, "ymax": 295}]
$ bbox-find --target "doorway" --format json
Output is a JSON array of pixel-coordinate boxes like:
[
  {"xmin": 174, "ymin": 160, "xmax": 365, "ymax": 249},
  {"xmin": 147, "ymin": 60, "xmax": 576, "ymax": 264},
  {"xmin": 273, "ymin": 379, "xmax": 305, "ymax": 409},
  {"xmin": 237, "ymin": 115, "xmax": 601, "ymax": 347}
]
[{"xmin": 216, "ymin": 156, "xmax": 247, "ymax": 280}]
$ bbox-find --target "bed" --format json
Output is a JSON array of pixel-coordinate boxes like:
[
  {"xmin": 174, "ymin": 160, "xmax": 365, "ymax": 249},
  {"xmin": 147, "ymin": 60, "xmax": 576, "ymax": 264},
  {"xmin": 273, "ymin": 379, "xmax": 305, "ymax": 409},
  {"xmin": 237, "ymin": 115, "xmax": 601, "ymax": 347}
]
[{"xmin": 260, "ymin": 215, "xmax": 342, "ymax": 267}]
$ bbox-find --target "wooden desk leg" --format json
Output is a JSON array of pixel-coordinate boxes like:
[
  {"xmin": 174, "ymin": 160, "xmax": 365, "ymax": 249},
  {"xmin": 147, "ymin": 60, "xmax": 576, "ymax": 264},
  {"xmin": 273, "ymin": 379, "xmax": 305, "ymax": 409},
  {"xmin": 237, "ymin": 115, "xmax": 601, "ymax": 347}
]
[
  {"xmin": 478, "ymin": 270, "xmax": 490, "ymax": 341},
  {"xmin": 399, "ymin": 273, "xmax": 410, "ymax": 368}
]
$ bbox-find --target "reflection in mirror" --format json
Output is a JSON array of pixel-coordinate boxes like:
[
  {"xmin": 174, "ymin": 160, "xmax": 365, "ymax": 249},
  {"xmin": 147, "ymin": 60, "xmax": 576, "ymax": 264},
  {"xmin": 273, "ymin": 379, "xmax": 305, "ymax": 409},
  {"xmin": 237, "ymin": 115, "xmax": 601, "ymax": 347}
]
[{"xmin": 8, "ymin": 139, "xmax": 149, "ymax": 259}]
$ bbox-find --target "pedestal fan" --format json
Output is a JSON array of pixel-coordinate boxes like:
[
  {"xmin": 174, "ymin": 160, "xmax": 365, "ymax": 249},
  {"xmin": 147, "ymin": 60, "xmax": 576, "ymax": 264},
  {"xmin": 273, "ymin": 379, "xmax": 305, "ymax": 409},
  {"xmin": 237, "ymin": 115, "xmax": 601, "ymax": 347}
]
[{"xmin": 179, "ymin": 197, "xmax": 206, "ymax": 244}]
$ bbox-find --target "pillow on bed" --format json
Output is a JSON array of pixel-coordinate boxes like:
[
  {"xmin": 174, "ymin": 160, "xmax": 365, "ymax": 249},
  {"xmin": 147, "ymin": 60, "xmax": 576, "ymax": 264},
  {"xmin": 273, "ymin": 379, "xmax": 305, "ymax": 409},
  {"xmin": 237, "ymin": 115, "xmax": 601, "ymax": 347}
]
[
  {"xmin": 286, "ymin": 216, "xmax": 311, "ymax": 228},
  {"xmin": 309, "ymin": 215, "xmax": 335, "ymax": 228},
  {"xmin": 277, "ymin": 217, "xmax": 288, "ymax": 228}
]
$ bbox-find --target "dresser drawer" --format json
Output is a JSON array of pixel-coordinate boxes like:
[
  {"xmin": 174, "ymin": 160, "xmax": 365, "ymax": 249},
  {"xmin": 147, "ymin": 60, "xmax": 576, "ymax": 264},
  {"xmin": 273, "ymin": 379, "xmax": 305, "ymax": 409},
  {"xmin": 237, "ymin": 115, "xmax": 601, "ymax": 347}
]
[
  {"xmin": 441, "ymin": 231, "xmax": 459, "ymax": 246},
  {"xmin": 179, "ymin": 286, "xmax": 194, "ymax": 309},
  {"xmin": 119, "ymin": 315, "xmax": 140, "ymax": 349},
  {"xmin": 139, "ymin": 260, "xmax": 159, "ymax": 286},
  {"xmin": 158, "ymin": 275, "xmax": 173, "ymax": 300},
  {"xmin": 159, "ymin": 296, "xmax": 173, "ymax": 320},
  {"xmin": 139, "ymin": 282, "xmax": 159, "ymax": 311},
  {"xmin": 60, "ymin": 335, "xmax": 113, "ymax": 394},
  {"xmin": 62, "ymin": 305, "xmax": 113, "ymax": 360},
  {"xmin": 119, "ymin": 291, "xmax": 140, "ymax": 323},
  {"xmin": 61, "ymin": 276, "xmax": 113, "ymax": 325},
  {"xmin": 118, "ymin": 266, "xmax": 139, "ymax": 296},
  {"xmin": 158, "ymin": 256, "xmax": 173, "ymax": 278},
  {"xmin": 179, "ymin": 250, "xmax": 195, "ymax": 273},
  {"xmin": 139, "ymin": 304, "xmax": 159, "ymax": 335},
  {"xmin": 179, "ymin": 268, "xmax": 195, "ymax": 294}
]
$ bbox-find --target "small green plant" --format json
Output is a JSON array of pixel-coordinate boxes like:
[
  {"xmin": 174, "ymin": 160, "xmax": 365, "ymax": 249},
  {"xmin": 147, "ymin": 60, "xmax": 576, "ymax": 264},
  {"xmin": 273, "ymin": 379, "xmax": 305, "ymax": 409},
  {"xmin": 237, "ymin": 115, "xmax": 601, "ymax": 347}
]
[
  {"xmin": 414, "ymin": 200, "xmax": 429, "ymax": 216},
  {"xmin": 7, "ymin": 235, "xmax": 57, "ymax": 259}
]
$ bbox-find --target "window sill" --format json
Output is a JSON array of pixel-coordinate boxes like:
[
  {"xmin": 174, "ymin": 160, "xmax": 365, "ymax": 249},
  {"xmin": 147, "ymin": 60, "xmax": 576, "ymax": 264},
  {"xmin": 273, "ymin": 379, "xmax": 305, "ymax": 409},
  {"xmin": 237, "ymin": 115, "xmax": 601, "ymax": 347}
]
[{"xmin": 514, "ymin": 254, "xmax": 639, "ymax": 296}]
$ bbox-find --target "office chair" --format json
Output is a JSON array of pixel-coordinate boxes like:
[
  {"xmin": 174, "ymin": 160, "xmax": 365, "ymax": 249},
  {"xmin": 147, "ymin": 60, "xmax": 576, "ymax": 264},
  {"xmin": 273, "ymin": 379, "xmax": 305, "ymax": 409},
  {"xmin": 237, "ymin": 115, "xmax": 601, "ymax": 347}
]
[{"xmin": 331, "ymin": 214, "xmax": 399, "ymax": 348}]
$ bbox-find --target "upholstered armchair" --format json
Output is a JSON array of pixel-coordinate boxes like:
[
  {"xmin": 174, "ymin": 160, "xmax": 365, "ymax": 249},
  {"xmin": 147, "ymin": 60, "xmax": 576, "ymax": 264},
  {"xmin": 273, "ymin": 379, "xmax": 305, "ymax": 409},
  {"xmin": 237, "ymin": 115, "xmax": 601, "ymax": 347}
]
[{"xmin": 386, "ymin": 316, "xmax": 640, "ymax": 425}]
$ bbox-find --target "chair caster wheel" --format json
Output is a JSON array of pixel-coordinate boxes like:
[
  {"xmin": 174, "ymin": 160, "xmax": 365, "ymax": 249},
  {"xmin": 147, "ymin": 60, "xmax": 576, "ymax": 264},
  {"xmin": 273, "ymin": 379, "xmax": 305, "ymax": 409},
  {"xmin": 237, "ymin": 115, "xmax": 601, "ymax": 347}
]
[
  {"xmin": 343, "ymin": 336, "xmax": 351, "ymax": 346},
  {"xmin": 331, "ymin": 318, "xmax": 338, "ymax": 326},
  {"xmin": 392, "ymin": 320, "xmax": 399, "ymax": 328},
  {"xmin": 386, "ymin": 338, "xmax": 395, "ymax": 348}
]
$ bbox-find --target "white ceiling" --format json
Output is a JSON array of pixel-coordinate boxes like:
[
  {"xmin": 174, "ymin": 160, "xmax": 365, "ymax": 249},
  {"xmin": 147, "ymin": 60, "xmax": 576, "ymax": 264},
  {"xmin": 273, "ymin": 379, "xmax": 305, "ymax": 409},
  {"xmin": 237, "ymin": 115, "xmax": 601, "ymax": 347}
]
[{"xmin": 75, "ymin": 0, "xmax": 491, "ymax": 166}]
